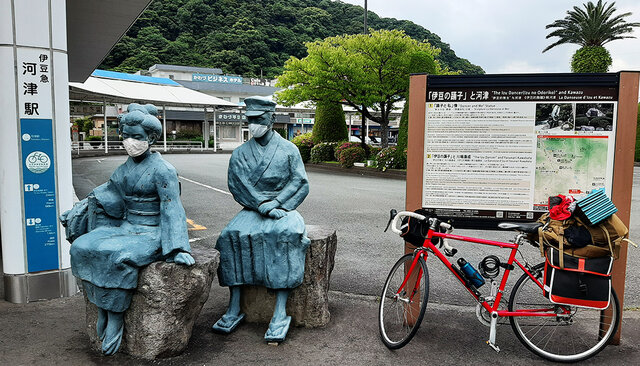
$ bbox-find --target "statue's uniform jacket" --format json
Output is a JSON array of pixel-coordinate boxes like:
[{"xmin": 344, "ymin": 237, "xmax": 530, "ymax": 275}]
[
  {"xmin": 70, "ymin": 152, "xmax": 190, "ymax": 312},
  {"xmin": 216, "ymin": 132, "xmax": 310, "ymax": 289}
]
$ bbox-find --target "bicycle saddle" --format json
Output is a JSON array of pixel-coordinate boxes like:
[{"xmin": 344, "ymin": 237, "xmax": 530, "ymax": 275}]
[{"xmin": 497, "ymin": 222, "xmax": 543, "ymax": 234}]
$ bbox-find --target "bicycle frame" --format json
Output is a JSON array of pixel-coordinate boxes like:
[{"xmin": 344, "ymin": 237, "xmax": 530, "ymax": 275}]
[{"xmin": 400, "ymin": 228, "xmax": 569, "ymax": 319}]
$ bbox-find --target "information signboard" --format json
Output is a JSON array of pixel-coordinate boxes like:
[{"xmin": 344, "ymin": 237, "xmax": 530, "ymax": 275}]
[
  {"xmin": 421, "ymin": 74, "xmax": 619, "ymax": 228},
  {"xmin": 20, "ymin": 118, "xmax": 59, "ymax": 272}
]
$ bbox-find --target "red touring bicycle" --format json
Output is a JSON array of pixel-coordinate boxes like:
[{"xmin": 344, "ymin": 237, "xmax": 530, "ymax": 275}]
[{"xmin": 378, "ymin": 210, "xmax": 619, "ymax": 363}]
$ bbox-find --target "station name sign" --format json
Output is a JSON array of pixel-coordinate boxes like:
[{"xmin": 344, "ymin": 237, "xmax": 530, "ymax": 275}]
[{"xmin": 420, "ymin": 74, "xmax": 619, "ymax": 228}]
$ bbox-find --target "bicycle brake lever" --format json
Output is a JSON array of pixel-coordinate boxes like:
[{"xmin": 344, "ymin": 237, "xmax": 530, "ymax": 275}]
[
  {"xmin": 384, "ymin": 209, "xmax": 398, "ymax": 233},
  {"xmin": 444, "ymin": 247, "xmax": 458, "ymax": 257}
]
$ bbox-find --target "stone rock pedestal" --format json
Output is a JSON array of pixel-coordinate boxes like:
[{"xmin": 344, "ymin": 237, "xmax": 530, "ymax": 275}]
[
  {"xmin": 240, "ymin": 225, "xmax": 337, "ymax": 327},
  {"xmin": 84, "ymin": 246, "xmax": 219, "ymax": 359}
]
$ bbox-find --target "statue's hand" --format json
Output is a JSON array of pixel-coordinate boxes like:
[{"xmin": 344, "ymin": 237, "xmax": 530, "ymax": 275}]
[
  {"xmin": 258, "ymin": 200, "xmax": 280, "ymax": 216},
  {"xmin": 268, "ymin": 209, "xmax": 286, "ymax": 219},
  {"xmin": 171, "ymin": 252, "xmax": 195, "ymax": 266}
]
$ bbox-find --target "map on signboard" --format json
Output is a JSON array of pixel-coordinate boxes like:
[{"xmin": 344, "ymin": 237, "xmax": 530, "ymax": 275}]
[{"xmin": 533, "ymin": 136, "xmax": 608, "ymax": 209}]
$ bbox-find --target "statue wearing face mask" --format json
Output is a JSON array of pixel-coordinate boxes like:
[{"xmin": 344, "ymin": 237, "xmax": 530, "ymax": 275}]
[
  {"xmin": 60, "ymin": 103, "xmax": 195, "ymax": 355},
  {"xmin": 213, "ymin": 96, "xmax": 310, "ymax": 342}
]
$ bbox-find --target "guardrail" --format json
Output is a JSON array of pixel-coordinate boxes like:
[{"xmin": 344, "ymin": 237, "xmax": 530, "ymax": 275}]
[{"xmin": 71, "ymin": 140, "xmax": 205, "ymax": 155}]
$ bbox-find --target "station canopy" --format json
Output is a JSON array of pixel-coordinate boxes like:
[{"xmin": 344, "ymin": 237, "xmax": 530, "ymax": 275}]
[{"xmin": 69, "ymin": 70, "xmax": 237, "ymax": 108}]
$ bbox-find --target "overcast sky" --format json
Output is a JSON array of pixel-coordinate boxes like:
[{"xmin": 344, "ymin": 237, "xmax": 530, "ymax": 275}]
[{"xmin": 340, "ymin": 0, "xmax": 640, "ymax": 74}]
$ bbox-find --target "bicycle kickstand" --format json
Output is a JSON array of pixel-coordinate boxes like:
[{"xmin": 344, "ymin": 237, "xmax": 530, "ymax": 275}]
[{"xmin": 486, "ymin": 312, "xmax": 500, "ymax": 353}]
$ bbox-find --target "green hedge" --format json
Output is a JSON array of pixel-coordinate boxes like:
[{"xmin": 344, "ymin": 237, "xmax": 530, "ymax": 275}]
[
  {"xmin": 292, "ymin": 132, "xmax": 314, "ymax": 163},
  {"xmin": 312, "ymin": 101, "xmax": 348, "ymax": 143},
  {"xmin": 338, "ymin": 146, "xmax": 366, "ymax": 168},
  {"xmin": 311, "ymin": 142, "xmax": 339, "ymax": 163}
]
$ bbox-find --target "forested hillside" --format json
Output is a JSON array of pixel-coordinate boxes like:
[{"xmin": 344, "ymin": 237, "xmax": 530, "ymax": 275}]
[{"xmin": 100, "ymin": 0, "xmax": 484, "ymax": 77}]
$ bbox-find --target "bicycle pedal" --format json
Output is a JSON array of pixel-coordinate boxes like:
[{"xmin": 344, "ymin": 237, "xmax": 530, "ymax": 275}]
[{"xmin": 486, "ymin": 341, "xmax": 500, "ymax": 353}]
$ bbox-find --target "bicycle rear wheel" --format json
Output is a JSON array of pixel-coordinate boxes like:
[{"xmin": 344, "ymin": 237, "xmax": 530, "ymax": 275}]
[
  {"xmin": 509, "ymin": 263, "xmax": 619, "ymax": 362},
  {"xmin": 379, "ymin": 253, "xmax": 429, "ymax": 349}
]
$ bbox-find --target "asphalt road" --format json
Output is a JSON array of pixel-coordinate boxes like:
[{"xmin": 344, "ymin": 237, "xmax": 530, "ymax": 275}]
[{"xmin": 71, "ymin": 154, "xmax": 640, "ymax": 308}]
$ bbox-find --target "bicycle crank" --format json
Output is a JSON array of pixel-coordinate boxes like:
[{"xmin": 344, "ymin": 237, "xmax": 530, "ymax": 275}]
[{"xmin": 475, "ymin": 301, "xmax": 508, "ymax": 327}]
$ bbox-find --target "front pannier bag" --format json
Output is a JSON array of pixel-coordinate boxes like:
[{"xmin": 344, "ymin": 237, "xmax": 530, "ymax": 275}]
[{"xmin": 543, "ymin": 248, "xmax": 613, "ymax": 309}]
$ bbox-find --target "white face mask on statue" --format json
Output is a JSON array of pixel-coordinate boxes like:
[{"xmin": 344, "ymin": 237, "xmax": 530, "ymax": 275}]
[
  {"xmin": 123, "ymin": 138, "xmax": 149, "ymax": 157},
  {"xmin": 249, "ymin": 123, "xmax": 270, "ymax": 138}
]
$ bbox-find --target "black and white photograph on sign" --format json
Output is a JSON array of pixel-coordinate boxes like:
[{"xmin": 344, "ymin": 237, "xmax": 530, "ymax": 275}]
[
  {"xmin": 575, "ymin": 103, "xmax": 614, "ymax": 131},
  {"xmin": 535, "ymin": 103, "xmax": 574, "ymax": 131}
]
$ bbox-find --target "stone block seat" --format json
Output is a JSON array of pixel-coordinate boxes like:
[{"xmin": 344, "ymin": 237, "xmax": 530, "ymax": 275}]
[
  {"xmin": 83, "ymin": 245, "xmax": 219, "ymax": 359},
  {"xmin": 240, "ymin": 225, "xmax": 337, "ymax": 327}
]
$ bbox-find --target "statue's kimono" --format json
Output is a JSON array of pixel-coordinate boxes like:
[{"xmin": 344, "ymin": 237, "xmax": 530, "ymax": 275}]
[
  {"xmin": 69, "ymin": 152, "xmax": 190, "ymax": 312},
  {"xmin": 216, "ymin": 132, "xmax": 310, "ymax": 289}
]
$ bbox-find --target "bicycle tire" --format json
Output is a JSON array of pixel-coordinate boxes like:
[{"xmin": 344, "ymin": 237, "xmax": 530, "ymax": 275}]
[
  {"xmin": 508, "ymin": 263, "xmax": 619, "ymax": 362},
  {"xmin": 379, "ymin": 253, "xmax": 429, "ymax": 349}
]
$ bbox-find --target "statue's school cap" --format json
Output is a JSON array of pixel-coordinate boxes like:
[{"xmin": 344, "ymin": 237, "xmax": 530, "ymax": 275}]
[{"xmin": 245, "ymin": 96, "xmax": 276, "ymax": 117}]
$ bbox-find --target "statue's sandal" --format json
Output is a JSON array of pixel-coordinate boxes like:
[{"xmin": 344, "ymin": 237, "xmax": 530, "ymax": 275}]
[
  {"xmin": 264, "ymin": 316, "xmax": 292, "ymax": 342},
  {"xmin": 212, "ymin": 313, "xmax": 246, "ymax": 334}
]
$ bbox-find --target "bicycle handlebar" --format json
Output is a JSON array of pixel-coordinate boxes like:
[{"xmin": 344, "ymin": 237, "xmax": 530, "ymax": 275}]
[{"xmin": 390, "ymin": 211, "xmax": 455, "ymax": 255}]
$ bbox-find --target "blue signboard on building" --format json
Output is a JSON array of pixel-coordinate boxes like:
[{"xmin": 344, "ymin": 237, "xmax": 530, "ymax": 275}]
[
  {"xmin": 192, "ymin": 73, "xmax": 243, "ymax": 84},
  {"xmin": 20, "ymin": 118, "xmax": 59, "ymax": 272}
]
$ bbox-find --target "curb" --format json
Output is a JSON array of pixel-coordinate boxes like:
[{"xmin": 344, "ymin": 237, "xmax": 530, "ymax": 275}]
[{"xmin": 304, "ymin": 162, "xmax": 406, "ymax": 180}]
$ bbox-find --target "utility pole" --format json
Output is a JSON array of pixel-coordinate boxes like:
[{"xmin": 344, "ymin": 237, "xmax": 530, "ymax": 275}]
[
  {"xmin": 360, "ymin": 0, "xmax": 368, "ymax": 148},
  {"xmin": 364, "ymin": 0, "xmax": 368, "ymax": 33}
]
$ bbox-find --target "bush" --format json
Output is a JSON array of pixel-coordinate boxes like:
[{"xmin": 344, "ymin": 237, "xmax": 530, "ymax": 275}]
[
  {"xmin": 571, "ymin": 46, "xmax": 612, "ymax": 73},
  {"xmin": 274, "ymin": 128, "xmax": 287, "ymax": 139},
  {"xmin": 86, "ymin": 135, "xmax": 102, "ymax": 141},
  {"xmin": 369, "ymin": 146, "xmax": 382, "ymax": 159},
  {"xmin": 376, "ymin": 146, "xmax": 397, "ymax": 171},
  {"xmin": 376, "ymin": 146, "xmax": 407, "ymax": 171},
  {"xmin": 312, "ymin": 101, "xmax": 348, "ymax": 143},
  {"xmin": 394, "ymin": 147, "xmax": 407, "ymax": 169},
  {"xmin": 334, "ymin": 141, "xmax": 361, "ymax": 161},
  {"xmin": 338, "ymin": 146, "xmax": 366, "ymax": 168},
  {"xmin": 311, "ymin": 142, "xmax": 339, "ymax": 163},
  {"xmin": 292, "ymin": 132, "xmax": 314, "ymax": 163},
  {"xmin": 175, "ymin": 131, "xmax": 202, "ymax": 140}
]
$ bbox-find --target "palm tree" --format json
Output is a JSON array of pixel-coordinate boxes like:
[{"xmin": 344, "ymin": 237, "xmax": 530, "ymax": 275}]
[
  {"xmin": 543, "ymin": 0, "xmax": 639, "ymax": 52},
  {"xmin": 543, "ymin": 1, "xmax": 639, "ymax": 72}
]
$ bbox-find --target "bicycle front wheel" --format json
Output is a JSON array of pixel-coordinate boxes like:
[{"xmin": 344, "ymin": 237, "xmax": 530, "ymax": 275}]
[
  {"xmin": 379, "ymin": 253, "xmax": 429, "ymax": 349},
  {"xmin": 509, "ymin": 263, "xmax": 620, "ymax": 362}
]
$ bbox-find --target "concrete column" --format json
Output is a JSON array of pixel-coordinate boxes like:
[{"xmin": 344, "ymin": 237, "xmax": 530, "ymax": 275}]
[
  {"xmin": 213, "ymin": 106, "xmax": 218, "ymax": 153},
  {"xmin": 162, "ymin": 105, "xmax": 167, "ymax": 152},
  {"xmin": 103, "ymin": 98, "xmax": 107, "ymax": 153},
  {"xmin": 0, "ymin": 0, "xmax": 77, "ymax": 303},
  {"xmin": 203, "ymin": 106, "xmax": 209, "ymax": 150}
]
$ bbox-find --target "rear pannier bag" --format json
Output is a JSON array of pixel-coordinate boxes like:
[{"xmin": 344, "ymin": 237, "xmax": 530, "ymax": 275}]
[{"xmin": 543, "ymin": 248, "xmax": 613, "ymax": 309}]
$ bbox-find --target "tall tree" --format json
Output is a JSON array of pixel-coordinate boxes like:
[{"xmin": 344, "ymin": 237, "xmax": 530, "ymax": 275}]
[
  {"xmin": 543, "ymin": 0, "xmax": 640, "ymax": 72},
  {"xmin": 276, "ymin": 29, "xmax": 449, "ymax": 148}
]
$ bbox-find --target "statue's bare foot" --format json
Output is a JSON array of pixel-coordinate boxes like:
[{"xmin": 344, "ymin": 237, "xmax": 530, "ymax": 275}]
[
  {"xmin": 212, "ymin": 313, "xmax": 245, "ymax": 334},
  {"xmin": 264, "ymin": 315, "xmax": 291, "ymax": 342},
  {"xmin": 97, "ymin": 308, "xmax": 108, "ymax": 341},
  {"xmin": 101, "ymin": 311, "xmax": 124, "ymax": 355}
]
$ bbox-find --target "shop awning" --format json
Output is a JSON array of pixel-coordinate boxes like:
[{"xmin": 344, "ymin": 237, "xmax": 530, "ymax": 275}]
[{"xmin": 69, "ymin": 70, "xmax": 237, "ymax": 108}]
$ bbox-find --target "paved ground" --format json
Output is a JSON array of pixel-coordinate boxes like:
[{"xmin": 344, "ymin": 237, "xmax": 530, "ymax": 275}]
[{"xmin": 1, "ymin": 153, "xmax": 639, "ymax": 365}]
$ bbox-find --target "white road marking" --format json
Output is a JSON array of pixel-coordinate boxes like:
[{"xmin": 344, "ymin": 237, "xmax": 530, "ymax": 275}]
[
  {"xmin": 180, "ymin": 176, "xmax": 232, "ymax": 196},
  {"xmin": 189, "ymin": 237, "xmax": 204, "ymax": 243}
]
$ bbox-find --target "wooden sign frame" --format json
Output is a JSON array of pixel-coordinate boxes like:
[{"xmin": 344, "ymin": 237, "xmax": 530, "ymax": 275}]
[{"xmin": 406, "ymin": 72, "xmax": 639, "ymax": 342}]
